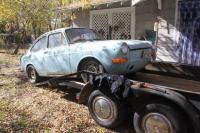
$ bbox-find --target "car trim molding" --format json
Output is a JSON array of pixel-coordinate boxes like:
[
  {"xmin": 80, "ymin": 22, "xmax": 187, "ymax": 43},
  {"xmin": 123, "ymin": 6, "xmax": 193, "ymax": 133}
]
[{"xmin": 130, "ymin": 47, "xmax": 151, "ymax": 51}]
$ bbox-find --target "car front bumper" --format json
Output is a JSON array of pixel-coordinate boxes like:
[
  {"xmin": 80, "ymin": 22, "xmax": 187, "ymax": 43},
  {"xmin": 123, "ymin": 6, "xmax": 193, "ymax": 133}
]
[{"xmin": 106, "ymin": 58, "xmax": 151, "ymax": 74}]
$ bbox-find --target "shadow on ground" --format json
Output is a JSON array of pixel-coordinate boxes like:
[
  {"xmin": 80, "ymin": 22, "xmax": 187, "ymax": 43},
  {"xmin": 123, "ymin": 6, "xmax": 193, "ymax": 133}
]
[{"xmin": 43, "ymin": 85, "xmax": 135, "ymax": 133}]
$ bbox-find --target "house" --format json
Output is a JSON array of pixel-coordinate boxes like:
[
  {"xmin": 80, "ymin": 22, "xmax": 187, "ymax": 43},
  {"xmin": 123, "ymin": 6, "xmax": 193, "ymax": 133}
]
[{"xmin": 58, "ymin": 0, "xmax": 200, "ymax": 66}]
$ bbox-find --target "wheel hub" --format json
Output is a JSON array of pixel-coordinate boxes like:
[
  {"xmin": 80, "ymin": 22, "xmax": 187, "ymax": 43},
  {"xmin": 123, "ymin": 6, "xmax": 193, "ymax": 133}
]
[
  {"xmin": 86, "ymin": 64, "xmax": 98, "ymax": 73},
  {"xmin": 93, "ymin": 96, "xmax": 113, "ymax": 120},
  {"xmin": 141, "ymin": 113, "xmax": 174, "ymax": 133},
  {"xmin": 30, "ymin": 69, "xmax": 36, "ymax": 80}
]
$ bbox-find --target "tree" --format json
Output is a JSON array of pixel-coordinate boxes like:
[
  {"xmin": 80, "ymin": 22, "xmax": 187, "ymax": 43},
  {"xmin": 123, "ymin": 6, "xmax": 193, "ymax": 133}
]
[
  {"xmin": 61, "ymin": 0, "xmax": 72, "ymax": 5},
  {"xmin": 0, "ymin": 0, "xmax": 92, "ymax": 54},
  {"xmin": 0, "ymin": 0, "xmax": 60, "ymax": 54}
]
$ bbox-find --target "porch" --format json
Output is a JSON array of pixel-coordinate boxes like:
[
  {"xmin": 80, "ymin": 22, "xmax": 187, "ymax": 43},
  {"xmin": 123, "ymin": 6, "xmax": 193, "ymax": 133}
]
[{"xmin": 59, "ymin": 0, "xmax": 200, "ymax": 67}]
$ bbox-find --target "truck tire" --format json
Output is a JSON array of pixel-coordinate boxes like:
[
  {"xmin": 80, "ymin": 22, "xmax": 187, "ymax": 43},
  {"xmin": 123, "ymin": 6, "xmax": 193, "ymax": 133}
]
[
  {"xmin": 27, "ymin": 65, "xmax": 41, "ymax": 84},
  {"xmin": 133, "ymin": 103, "xmax": 187, "ymax": 133},
  {"xmin": 88, "ymin": 90, "xmax": 126, "ymax": 129}
]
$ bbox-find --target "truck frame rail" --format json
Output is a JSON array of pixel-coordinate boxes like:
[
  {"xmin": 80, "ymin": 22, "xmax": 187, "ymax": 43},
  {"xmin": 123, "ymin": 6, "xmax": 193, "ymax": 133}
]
[{"xmin": 34, "ymin": 72, "xmax": 200, "ymax": 133}]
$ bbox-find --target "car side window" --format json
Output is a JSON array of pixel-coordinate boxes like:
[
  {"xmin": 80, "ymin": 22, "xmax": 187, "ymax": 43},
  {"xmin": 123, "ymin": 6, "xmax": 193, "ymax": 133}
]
[
  {"xmin": 48, "ymin": 33, "xmax": 66, "ymax": 48},
  {"xmin": 31, "ymin": 36, "xmax": 47, "ymax": 52}
]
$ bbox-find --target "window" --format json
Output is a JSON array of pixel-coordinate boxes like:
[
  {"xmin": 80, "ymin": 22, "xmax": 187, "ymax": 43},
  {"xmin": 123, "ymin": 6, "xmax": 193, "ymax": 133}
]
[
  {"xmin": 65, "ymin": 28, "xmax": 102, "ymax": 44},
  {"xmin": 31, "ymin": 36, "xmax": 47, "ymax": 52},
  {"xmin": 48, "ymin": 33, "xmax": 66, "ymax": 48}
]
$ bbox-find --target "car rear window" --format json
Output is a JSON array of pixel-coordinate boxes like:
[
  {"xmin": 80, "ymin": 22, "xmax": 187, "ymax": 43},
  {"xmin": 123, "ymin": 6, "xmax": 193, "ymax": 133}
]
[{"xmin": 31, "ymin": 36, "xmax": 47, "ymax": 52}]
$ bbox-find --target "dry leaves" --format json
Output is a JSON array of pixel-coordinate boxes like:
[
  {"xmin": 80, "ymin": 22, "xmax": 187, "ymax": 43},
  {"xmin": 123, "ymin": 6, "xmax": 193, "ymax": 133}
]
[{"xmin": 0, "ymin": 51, "xmax": 128, "ymax": 133}]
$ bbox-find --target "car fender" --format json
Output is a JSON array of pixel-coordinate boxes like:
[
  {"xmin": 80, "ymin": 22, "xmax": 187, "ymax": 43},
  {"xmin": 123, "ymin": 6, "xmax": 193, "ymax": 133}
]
[
  {"xmin": 84, "ymin": 49, "xmax": 123, "ymax": 72},
  {"xmin": 24, "ymin": 60, "xmax": 46, "ymax": 76},
  {"xmin": 76, "ymin": 47, "xmax": 122, "ymax": 72},
  {"xmin": 76, "ymin": 55, "xmax": 108, "ymax": 72}
]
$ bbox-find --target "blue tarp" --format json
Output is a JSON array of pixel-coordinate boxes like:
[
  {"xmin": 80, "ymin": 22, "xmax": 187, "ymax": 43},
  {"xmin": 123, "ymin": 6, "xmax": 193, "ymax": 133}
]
[{"xmin": 177, "ymin": 0, "xmax": 200, "ymax": 66}]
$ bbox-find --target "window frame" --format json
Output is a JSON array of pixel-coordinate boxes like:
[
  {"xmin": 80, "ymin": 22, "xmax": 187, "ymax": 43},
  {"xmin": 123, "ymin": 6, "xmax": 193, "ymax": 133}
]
[
  {"xmin": 47, "ymin": 32, "xmax": 68, "ymax": 49},
  {"xmin": 30, "ymin": 36, "xmax": 47, "ymax": 52},
  {"xmin": 65, "ymin": 28, "xmax": 102, "ymax": 45}
]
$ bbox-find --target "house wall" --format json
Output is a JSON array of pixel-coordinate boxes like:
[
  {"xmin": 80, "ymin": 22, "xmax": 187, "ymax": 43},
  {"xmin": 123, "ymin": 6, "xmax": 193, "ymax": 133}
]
[
  {"xmin": 89, "ymin": 7, "xmax": 135, "ymax": 39},
  {"xmin": 71, "ymin": 0, "xmax": 178, "ymax": 63},
  {"xmin": 135, "ymin": 0, "xmax": 177, "ymax": 62},
  {"xmin": 72, "ymin": 10, "xmax": 90, "ymax": 28},
  {"xmin": 71, "ymin": 1, "xmax": 131, "ymax": 28},
  {"xmin": 135, "ymin": 0, "xmax": 158, "ymax": 39},
  {"xmin": 156, "ymin": 0, "xmax": 177, "ymax": 62}
]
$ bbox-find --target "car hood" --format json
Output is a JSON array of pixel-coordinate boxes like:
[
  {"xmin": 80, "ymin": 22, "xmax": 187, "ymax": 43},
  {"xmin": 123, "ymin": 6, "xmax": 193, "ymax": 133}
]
[
  {"xmin": 121, "ymin": 40, "xmax": 152, "ymax": 49},
  {"xmin": 79, "ymin": 40, "xmax": 152, "ymax": 50}
]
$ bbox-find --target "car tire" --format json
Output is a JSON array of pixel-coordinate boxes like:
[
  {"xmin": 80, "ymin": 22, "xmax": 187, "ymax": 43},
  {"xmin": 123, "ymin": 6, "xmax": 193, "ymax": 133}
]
[
  {"xmin": 133, "ymin": 103, "xmax": 187, "ymax": 133},
  {"xmin": 80, "ymin": 60, "xmax": 104, "ymax": 82},
  {"xmin": 27, "ymin": 65, "xmax": 41, "ymax": 84},
  {"xmin": 88, "ymin": 90, "xmax": 126, "ymax": 129}
]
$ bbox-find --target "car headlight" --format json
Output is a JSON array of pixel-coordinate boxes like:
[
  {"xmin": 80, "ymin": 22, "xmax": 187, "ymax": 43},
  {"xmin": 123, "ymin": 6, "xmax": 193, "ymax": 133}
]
[{"xmin": 121, "ymin": 42, "xmax": 129, "ymax": 54}]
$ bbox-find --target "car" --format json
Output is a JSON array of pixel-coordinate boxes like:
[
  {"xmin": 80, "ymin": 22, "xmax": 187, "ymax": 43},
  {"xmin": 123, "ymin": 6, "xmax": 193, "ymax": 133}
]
[{"xmin": 20, "ymin": 27, "xmax": 153, "ymax": 83}]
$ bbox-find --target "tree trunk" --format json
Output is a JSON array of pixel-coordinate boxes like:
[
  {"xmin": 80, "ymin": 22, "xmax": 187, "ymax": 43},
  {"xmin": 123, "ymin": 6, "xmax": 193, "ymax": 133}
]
[
  {"xmin": 32, "ymin": 23, "xmax": 37, "ymax": 39},
  {"xmin": 13, "ymin": 24, "xmax": 26, "ymax": 55},
  {"xmin": 38, "ymin": 24, "xmax": 41, "ymax": 37},
  {"xmin": 12, "ymin": 41, "xmax": 21, "ymax": 55},
  {"xmin": 49, "ymin": 21, "xmax": 52, "ymax": 31}
]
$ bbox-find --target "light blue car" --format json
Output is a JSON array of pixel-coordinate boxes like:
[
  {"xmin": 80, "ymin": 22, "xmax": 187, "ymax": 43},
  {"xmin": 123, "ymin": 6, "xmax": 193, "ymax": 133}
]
[{"xmin": 20, "ymin": 28, "xmax": 153, "ymax": 83}]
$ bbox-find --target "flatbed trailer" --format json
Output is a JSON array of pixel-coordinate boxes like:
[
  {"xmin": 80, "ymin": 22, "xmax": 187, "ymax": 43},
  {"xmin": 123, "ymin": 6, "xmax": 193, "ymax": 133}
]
[{"xmin": 35, "ymin": 71, "xmax": 200, "ymax": 133}]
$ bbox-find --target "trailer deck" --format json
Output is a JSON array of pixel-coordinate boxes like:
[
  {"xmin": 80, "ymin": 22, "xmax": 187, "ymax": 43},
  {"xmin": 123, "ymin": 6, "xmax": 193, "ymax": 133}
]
[
  {"xmin": 130, "ymin": 72, "xmax": 200, "ymax": 95},
  {"xmin": 35, "ymin": 70, "xmax": 200, "ymax": 95}
]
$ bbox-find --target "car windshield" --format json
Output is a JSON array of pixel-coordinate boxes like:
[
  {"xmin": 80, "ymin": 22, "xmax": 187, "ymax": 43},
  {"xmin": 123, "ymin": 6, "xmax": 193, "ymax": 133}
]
[{"xmin": 65, "ymin": 28, "xmax": 103, "ymax": 44}]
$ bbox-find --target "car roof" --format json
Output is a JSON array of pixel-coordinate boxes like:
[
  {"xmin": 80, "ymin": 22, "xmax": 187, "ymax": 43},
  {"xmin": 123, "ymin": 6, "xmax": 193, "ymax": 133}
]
[
  {"xmin": 43, "ymin": 27, "xmax": 89, "ymax": 36},
  {"xmin": 34, "ymin": 27, "xmax": 89, "ymax": 42}
]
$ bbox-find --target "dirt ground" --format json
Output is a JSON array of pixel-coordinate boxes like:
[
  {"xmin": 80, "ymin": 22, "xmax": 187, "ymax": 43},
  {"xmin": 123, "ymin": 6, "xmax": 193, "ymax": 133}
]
[{"xmin": 0, "ymin": 50, "xmax": 133, "ymax": 133}]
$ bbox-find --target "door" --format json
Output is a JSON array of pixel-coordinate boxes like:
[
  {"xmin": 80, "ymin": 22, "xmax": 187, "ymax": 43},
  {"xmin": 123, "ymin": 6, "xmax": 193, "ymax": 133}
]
[
  {"xmin": 44, "ymin": 32, "xmax": 70, "ymax": 75},
  {"xmin": 30, "ymin": 36, "xmax": 48, "ymax": 75}
]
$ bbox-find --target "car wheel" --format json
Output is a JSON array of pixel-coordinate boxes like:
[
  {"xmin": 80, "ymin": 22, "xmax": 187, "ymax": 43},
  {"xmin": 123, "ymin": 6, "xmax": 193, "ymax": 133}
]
[
  {"xmin": 27, "ymin": 65, "xmax": 41, "ymax": 84},
  {"xmin": 133, "ymin": 103, "xmax": 187, "ymax": 133},
  {"xmin": 80, "ymin": 60, "xmax": 104, "ymax": 82},
  {"xmin": 88, "ymin": 90, "xmax": 126, "ymax": 129}
]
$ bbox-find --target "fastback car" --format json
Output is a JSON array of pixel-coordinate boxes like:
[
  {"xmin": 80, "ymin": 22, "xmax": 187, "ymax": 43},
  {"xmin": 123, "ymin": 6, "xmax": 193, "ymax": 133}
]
[{"xmin": 20, "ymin": 28, "xmax": 153, "ymax": 83}]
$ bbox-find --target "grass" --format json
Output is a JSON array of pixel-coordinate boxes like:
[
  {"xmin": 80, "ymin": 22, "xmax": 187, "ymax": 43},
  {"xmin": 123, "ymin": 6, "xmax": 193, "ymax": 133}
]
[
  {"xmin": 0, "ymin": 60, "xmax": 4, "ymax": 64},
  {"xmin": 0, "ymin": 99, "xmax": 51, "ymax": 132},
  {"xmin": 0, "ymin": 111, "xmax": 6, "ymax": 121}
]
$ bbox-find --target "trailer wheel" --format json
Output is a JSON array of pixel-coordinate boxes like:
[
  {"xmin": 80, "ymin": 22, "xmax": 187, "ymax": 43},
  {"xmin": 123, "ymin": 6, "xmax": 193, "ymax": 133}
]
[
  {"xmin": 134, "ymin": 103, "xmax": 187, "ymax": 133},
  {"xmin": 88, "ymin": 90, "xmax": 125, "ymax": 129},
  {"xmin": 27, "ymin": 65, "xmax": 41, "ymax": 84}
]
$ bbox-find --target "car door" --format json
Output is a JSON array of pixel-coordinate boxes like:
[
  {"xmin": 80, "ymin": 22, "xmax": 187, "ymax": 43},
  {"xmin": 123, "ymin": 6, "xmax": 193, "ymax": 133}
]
[
  {"xmin": 29, "ymin": 36, "xmax": 48, "ymax": 75},
  {"xmin": 44, "ymin": 32, "xmax": 70, "ymax": 75}
]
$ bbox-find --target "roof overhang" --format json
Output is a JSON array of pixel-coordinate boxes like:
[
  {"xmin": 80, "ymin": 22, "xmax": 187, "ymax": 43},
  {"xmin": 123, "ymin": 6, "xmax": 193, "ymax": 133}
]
[
  {"xmin": 131, "ymin": 0, "xmax": 147, "ymax": 6},
  {"xmin": 57, "ymin": 0, "xmax": 151, "ymax": 12},
  {"xmin": 57, "ymin": 0, "xmax": 130, "ymax": 11},
  {"xmin": 132, "ymin": 0, "xmax": 162, "ymax": 10}
]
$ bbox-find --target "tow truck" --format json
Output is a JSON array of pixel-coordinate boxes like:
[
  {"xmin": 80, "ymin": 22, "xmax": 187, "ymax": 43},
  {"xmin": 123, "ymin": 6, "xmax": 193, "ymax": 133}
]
[{"xmin": 35, "ymin": 71, "xmax": 200, "ymax": 133}]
